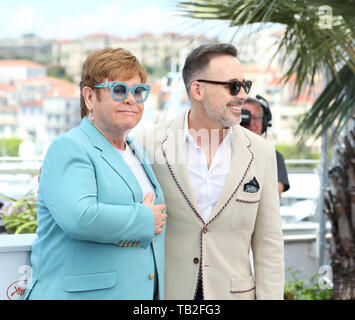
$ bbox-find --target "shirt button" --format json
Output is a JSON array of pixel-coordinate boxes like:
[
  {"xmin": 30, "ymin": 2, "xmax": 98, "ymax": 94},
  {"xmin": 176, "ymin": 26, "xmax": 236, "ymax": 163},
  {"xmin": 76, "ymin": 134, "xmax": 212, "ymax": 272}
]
[
  {"xmin": 149, "ymin": 273, "xmax": 154, "ymax": 280},
  {"xmin": 193, "ymin": 258, "xmax": 199, "ymax": 264}
]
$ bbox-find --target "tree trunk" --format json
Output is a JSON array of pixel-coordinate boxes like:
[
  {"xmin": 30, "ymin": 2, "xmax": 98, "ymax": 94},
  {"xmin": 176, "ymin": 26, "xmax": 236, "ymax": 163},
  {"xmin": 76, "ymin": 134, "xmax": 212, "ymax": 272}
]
[
  {"xmin": 325, "ymin": 117, "xmax": 355, "ymax": 300},
  {"xmin": 331, "ymin": 261, "xmax": 355, "ymax": 299}
]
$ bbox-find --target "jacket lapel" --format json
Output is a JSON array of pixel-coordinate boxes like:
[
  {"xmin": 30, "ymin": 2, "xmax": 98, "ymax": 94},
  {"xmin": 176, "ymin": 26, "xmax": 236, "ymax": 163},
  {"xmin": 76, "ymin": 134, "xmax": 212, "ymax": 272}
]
[
  {"xmin": 207, "ymin": 125, "xmax": 254, "ymax": 224},
  {"xmin": 161, "ymin": 110, "xmax": 203, "ymax": 224},
  {"xmin": 79, "ymin": 117, "xmax": 142, "ymax": 202},
  {"xmin": 127, "ymin": 137, "xmax": 163, "ymax": 202}
]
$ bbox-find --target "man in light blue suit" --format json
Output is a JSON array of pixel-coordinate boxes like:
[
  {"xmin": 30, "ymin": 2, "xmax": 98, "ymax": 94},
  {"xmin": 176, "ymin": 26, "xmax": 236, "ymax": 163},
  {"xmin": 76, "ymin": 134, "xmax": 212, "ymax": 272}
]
[{"xmin": 25, "ymin": 48, "xmax": 167, "ymax": 300}]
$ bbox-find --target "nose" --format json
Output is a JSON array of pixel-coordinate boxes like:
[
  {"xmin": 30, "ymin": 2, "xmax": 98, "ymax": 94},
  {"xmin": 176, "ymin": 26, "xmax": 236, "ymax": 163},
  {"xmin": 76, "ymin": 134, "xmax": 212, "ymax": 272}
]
[
  {"xmin": 123, "ymin": 90, "xmax": 136, "ymax": 105},
  {"xmin": 238, "ymin": 86, "xmax": 249, "ymax": 101}
]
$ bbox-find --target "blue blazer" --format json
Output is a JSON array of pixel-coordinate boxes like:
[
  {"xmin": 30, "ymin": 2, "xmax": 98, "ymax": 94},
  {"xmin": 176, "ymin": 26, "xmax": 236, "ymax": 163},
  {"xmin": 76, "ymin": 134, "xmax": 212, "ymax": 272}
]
[{"xmin": 25, "ymin": 117, "xmax": 165, "ymax": 300}]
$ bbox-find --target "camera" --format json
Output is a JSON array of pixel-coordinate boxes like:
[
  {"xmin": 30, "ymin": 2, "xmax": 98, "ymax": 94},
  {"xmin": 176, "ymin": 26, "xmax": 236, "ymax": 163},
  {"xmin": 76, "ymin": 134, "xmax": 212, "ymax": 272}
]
[{"xmin": 240, "ymin": 109, "xmax": 251, "ymax": 126}]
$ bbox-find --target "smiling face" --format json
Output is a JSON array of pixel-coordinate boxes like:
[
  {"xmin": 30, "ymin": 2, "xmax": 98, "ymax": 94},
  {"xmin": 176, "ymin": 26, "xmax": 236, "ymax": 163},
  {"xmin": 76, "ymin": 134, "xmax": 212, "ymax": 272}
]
[
  {"xmin": 84, "ymin": 74, "xmax": 144, "ymax": 140},
  {"xmin": 194, "ymin": 55, "xmax": 248, "ymax": 128}
]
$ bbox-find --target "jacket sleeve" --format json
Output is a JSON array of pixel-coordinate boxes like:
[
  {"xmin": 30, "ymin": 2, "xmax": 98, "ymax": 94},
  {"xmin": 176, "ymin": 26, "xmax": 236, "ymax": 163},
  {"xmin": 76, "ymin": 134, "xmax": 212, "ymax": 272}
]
[
  {"xmin": 39, "ymin": 136, "xmax": 155, "ymax": 248},
  {"xmin": 251, "ymin": 146, "xmax": 285, "ymax": 299}
]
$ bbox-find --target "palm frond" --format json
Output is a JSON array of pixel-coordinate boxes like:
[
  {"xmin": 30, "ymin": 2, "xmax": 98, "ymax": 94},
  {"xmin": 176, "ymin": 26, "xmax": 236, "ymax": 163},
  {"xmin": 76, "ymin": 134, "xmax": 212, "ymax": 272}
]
[
  {"xmin": 296, "ymin": 64, "xmax": 355, "ymax": 139},
  {"xmin": 178, "ymin": 0, "xmax": 355, "ymax": 136}
]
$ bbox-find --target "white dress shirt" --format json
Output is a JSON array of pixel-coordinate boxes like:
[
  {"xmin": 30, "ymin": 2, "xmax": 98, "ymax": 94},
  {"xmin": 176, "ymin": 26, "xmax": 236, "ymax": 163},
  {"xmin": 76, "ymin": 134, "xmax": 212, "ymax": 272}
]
[
  {"xmin": 117, "ymin": 143, "xmax": 158, "ymax": 297},
  {"xmin": 117, "ymin": 143, "xmax": 156, "ymax": 202},
  {"xmin": 184, "ymin": 110, "xmax": 233, "ymax": 222}
]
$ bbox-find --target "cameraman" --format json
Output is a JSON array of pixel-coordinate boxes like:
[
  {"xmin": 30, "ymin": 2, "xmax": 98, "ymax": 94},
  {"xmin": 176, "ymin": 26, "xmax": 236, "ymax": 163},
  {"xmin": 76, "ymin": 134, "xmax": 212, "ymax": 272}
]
[{"xmin": 241, "ymin": 96, "xmax": 290, "ymax": 198}]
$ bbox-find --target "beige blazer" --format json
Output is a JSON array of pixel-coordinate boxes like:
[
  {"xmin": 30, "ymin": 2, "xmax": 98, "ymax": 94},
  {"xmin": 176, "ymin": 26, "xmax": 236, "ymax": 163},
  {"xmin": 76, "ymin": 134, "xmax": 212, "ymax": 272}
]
[{"xmin": 135, "ymin": 110, "xmax": 284, "ymax": 300}]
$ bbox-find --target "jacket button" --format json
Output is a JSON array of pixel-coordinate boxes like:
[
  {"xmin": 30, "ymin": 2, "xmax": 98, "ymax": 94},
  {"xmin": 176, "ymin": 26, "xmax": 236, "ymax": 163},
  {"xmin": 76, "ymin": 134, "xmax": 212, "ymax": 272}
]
[
  {"xmin": 193, "ymin": 258, "xmax": 199, "ymax": 264},
  {"xmin": 149, "ymin": 273, "xmax": 155, "ymax": 280},
  {"xmin": 203, "ymin": 228, "xmax": 208, "ymax": 234}
]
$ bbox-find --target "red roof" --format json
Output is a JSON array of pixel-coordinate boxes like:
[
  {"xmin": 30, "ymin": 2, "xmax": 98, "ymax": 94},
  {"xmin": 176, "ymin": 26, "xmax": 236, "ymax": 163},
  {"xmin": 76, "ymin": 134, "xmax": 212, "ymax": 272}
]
[
  {"xmin": 267, "ymin": 77, "xmax": 283, "ymax": 86},
  {"xmin": 21, "ymin": 100, "xmax": 43, "ymax": 107},
  {"xmin": 0, "ymin": 59, "xmax": 45, "ymax": 69},
  {"xmin": 150, "ymin": 82, "xmax": 162, "ymax": 94},
  {"xmin": 46, "ymin": 81, "xmax": 78, "ymax": 98},
  {"xmin": 0, "ymin": 83, "xmax": 17, "ymax": 91},
  {"xmin": 16, "ymin": 76, "xmax": 78, "ymax": 98},
  {"xmin": 243, "ymin": 64, "xmax": 278, "ymax": 74}
]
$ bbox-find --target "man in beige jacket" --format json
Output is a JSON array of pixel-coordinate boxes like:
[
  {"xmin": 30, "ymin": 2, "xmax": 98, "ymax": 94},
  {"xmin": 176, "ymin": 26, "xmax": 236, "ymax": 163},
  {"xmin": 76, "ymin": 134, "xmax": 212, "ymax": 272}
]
[{"xmin": 137, "ymin": 43, "xmax": 284, "ymax": 300}]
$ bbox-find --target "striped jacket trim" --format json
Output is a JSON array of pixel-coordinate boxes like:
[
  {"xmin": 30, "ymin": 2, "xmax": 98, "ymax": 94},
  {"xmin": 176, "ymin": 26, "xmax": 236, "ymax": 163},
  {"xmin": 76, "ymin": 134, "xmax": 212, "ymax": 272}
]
[
  {"xmin": 160, "ymin": 126, "xmax": 255, "ymax": 300},
  {"xmin": 235, "ymin": 199, "xmax": 260, "ymax": 204},
  {"xmin": 230, "ymin": 287, "xmax": 256, "ymax": 294}
]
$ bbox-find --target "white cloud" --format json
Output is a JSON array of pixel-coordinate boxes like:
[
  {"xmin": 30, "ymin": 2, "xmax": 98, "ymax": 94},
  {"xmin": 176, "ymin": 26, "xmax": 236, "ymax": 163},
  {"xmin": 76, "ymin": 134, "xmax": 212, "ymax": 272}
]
[
  {"xmin": 0, "ymin": 1, "xmax": 234, "ymax": 40},
  {"xmin": 52, "ymin": 5, "xmax": 196, "ymax": 39},
  {"xmin": 1, "ymin": 4, "xmax": 39, "ymax": 37}
]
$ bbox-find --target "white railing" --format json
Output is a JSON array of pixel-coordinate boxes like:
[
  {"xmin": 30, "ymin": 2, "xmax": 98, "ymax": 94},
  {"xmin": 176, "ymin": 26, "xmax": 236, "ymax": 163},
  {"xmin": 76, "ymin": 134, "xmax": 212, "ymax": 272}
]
[
  {"xmin": 285, "ymin": 159, "xmax": 320, "ymax": 165},
  {"xmin": 0, "ymin": 157, "xmax": 320, "ymax": 174},
  {"xmin": 0, "ymin": 157, "xmax": 42, "ymax": 175}
]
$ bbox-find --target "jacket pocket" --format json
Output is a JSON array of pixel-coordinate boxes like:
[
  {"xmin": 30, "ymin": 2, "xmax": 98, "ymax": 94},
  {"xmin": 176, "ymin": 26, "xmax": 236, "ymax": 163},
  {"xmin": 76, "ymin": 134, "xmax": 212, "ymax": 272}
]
[
  {"xmin": 230, "ymin": 192, "xmax": 260, "ymax": 229},
  {"xmin": 62, "ymin": 271, "xmax": 117, "ymax": 292},
  {"xmin": 230, "ymin": 275, "xmax": 256, "ymax": 299},
  {"xmin": 235, "ymin": 190, "xmax": 261, "ymax": 203}
]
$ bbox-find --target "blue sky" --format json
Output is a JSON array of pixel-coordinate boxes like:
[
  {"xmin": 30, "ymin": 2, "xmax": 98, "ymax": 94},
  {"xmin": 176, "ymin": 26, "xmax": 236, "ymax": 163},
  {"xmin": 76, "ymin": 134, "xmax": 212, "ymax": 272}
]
[{"xmin": 0, "ymin": 0, "xmax": 235, "ymax": 40}]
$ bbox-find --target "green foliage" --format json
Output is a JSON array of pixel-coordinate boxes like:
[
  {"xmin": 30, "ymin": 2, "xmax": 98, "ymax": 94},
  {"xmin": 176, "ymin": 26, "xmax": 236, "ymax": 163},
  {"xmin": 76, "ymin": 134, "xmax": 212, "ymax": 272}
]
[
  {"xmin": 276, "ymin": 144, "xmax": 320, "ymax": 160},
  {"xmin": 143, "ymin": 64, "xmax": 170, "ymax": 79},
  {"xmin": 284, "ymin": 267, "xmax": 332, "ymax": 300},
  {"xmin": 276, "ymin": 143, "xmax": 320, "ymax": 169},
  {"xmin": 0, "ymin": 193, "xmax": 37, "ymax": 234},
  {"xmin": 297, "ymin": 65, "xmax": 355, "ymax": 140},
  {"xmin": 47, "ymin": 65, "xmax": 74, "ymax": 82},
  {"xmin": 0, "ymin": 138, "xmax": 23, "ymax": 156}
]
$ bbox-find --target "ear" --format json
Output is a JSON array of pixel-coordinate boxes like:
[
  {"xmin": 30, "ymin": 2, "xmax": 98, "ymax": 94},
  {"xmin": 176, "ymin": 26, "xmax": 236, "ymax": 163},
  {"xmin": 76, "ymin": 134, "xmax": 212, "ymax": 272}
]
[
  {"xmin": 82, "ymin": 86, "xmax": 95, "ymax": 111},
  {"xmin": 189, "ymin": 80, "xmax": 204, "ymax": 102}
]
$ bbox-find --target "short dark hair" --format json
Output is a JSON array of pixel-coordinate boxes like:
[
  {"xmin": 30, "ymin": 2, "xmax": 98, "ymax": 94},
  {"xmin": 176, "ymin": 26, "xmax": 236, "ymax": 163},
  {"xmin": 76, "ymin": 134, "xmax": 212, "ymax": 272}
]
[{"xmin": 182, "ymin": 43, "xmax": 238, "ymax": 96}]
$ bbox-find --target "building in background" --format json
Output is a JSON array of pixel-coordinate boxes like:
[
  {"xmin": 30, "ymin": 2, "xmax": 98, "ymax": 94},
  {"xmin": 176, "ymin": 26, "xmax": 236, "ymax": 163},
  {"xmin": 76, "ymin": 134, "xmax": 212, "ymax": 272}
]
[
  {"xmin": 50, "ymin": 32, "xmax": 211, "ymax": 82},
  {"xmin": 0, "ymin": 68, "xmax": 79, "ymax": 151},
  {"xmin": 0, "ymin": 30, "xmax": 322, "ymax": 153},
  {"xmin": 0, "ymin": 105, "xmax": 18, "ymax": 138},
  {"xmin": 233, "ymin": 28, "xmax": 323, "ymax": 150},
  {"xmin": 0, "ymin": 60, "xmax": 46, "ymax": 83},
  {"xmin": 18, "ymin": 100, "xmax": 45, "ymax": 143},
  {"xmin": 44, "ymin": 80, "xmax": 80, "ymax": 142},
  {"xmin": 0, "ymin": 34, "xmax": 52, "ymax": 63}
]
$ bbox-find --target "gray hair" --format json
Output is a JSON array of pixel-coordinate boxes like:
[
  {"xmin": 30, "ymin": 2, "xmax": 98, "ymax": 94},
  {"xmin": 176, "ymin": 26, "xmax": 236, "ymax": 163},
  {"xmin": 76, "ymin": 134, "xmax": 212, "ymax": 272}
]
[{"xmin": 244, "ymin": 98, "xmax": 264, "ymax": 116}]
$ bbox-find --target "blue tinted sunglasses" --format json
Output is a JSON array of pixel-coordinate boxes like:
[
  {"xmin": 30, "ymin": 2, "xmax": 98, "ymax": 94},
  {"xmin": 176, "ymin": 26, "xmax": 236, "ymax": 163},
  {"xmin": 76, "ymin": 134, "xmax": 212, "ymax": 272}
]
[{"xmin": 93, "ymin": 81, "xmax": 151, "ymax": 103}]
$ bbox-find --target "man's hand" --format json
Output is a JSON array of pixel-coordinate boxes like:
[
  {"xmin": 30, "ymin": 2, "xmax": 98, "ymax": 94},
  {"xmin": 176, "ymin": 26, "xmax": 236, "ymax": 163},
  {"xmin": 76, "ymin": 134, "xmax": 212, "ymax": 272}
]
[{"xmin": 142, "ymin": 192, "xmax": 167, "ymax": 235}]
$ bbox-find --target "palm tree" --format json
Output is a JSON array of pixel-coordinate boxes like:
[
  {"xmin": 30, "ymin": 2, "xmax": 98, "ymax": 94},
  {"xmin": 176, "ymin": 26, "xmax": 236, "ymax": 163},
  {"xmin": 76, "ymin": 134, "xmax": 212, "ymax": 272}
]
[
  {"xmin": 324, "ymin": 118, "xmax": 355, "ymax": 300},
  {"xmin": 177, "ymin": 0, "xmax": 355, "ymax": 299}
]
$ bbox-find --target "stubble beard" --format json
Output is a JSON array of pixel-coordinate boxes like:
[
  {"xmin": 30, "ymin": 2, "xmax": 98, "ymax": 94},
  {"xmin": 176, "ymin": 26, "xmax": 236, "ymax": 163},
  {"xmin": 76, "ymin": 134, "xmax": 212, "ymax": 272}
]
[{"xmin": 204, "ymin": 102, "xmax": 241, "ymax": 128}]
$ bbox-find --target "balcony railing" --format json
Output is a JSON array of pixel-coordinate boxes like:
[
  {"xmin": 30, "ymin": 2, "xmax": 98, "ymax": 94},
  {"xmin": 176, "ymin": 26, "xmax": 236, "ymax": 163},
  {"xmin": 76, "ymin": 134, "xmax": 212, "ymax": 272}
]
[{"xmin": 0, "ymin": 157, "xmax": 42, "ymax": 175}]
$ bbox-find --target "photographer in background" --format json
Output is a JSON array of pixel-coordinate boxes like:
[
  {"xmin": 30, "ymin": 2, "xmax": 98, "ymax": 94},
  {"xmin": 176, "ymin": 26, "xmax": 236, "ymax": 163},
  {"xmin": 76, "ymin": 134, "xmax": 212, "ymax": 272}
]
[{"xmin": 241, "ymin": 95, "xmax": 290, "ymax": 198}]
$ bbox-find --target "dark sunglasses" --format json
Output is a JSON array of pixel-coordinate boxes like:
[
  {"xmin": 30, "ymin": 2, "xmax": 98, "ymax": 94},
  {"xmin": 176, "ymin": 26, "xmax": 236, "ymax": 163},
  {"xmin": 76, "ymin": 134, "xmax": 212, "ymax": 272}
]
[{"xmin": 197, "ymin": 79, "xmax": 252, "ymax": 95}]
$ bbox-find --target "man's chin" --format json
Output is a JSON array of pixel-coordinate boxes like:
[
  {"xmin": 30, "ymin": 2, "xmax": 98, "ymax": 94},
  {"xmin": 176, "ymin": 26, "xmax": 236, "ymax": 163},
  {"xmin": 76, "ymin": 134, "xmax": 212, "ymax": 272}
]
[{"xmin": 221, "ymin": 114, "xmax": 241, "ymax": 127}]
